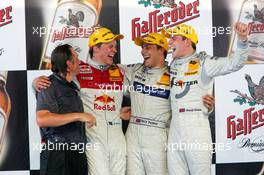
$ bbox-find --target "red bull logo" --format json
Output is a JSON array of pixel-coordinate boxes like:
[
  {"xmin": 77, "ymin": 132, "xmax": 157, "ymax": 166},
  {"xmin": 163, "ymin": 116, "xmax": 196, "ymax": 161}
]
[
  {"xmin": 94, "ymin": 94, "xmax": 115, "ymax": 104},
  {"xmin": 94, "ymin": 94, "xmax": 116, "ymax": 111}
]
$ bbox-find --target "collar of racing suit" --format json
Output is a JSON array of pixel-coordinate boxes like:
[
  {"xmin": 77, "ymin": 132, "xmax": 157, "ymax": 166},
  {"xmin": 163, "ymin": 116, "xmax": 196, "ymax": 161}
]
[
  {"xmin": 171, "ymin": 52, "xmax": 198, "ymax": 65},
  {"xmin": 87, "ymin": 58, "xmax": 110, "ymax": 70},
  {"xmin": 143, "ymin": 62, "xmax": 169, "ymax": 74}
]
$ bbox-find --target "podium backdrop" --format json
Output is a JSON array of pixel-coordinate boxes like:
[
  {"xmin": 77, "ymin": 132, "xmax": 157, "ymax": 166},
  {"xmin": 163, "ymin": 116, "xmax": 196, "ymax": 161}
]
[{"xmin": 0, "ymin": 0, "xmax": 263, "ymax": 174}]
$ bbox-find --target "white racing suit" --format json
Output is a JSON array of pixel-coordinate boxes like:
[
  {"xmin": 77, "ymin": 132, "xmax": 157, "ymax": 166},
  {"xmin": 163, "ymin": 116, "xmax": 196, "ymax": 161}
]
[
  {"xmin": 121, "ymin": 63, "xmax": 171, "ymax": 175},
  {"xmin": 77, "ymin": 59, "xmax": 126, "ymax": 175},
  {"xmin": 168, "ymin": 40, "xmax": 248, "ymax": 175}
]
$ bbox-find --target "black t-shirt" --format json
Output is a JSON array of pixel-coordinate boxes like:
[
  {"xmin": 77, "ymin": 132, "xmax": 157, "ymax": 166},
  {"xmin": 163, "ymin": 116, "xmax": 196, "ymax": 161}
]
[{"xmin": 36, "ymin": 73, "xmax": 85, "ymax": 144}]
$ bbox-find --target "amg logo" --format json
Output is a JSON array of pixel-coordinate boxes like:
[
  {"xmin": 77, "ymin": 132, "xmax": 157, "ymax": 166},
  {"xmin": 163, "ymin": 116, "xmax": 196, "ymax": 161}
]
[
  {"xmin": 170, "ymin": 70, "xmax": 177, "ymax": 75},
  {"xmin": 135, "ymin": 75, "xmax": 146, "ymax": 82}
]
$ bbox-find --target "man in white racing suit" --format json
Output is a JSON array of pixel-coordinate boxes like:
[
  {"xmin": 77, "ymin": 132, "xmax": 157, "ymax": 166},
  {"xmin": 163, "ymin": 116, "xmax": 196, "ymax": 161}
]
[
  {"xmin": 163, "ymin": 22, "xmax": 249, "ymax": 175},
  {"xmin": 77, "ymin": 27, "xmax": 128, "ymax": 175},
  {"xmin": 123, "ymin": 32, "xmax": 171, "ymax": 175}
]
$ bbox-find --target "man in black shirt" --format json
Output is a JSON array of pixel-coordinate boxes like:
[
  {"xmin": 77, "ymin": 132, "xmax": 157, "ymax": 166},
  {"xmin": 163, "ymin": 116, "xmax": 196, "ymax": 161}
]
[{"xmin": 36, "ymin": 44, "xmax": 96, "ymax": 175}]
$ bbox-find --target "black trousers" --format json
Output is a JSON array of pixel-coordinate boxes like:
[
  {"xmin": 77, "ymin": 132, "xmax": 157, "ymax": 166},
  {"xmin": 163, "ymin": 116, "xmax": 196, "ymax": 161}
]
[{"xmin": 40, "ymin": 149, "xmax": 88, "ymax": 175}]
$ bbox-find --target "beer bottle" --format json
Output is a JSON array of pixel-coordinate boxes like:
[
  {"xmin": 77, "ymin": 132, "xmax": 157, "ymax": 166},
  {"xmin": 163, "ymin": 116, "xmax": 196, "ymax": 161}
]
[
  {"xmin": 228, "ymin": 0, "xmax": 264, "ymax": 64},
  {"xmin": 39, "ymin": 0, "xmax": 102, "ymax": 69},
  {"xmin": 0, "ymin": 71, "xmax": 11, "ymax": 152}
]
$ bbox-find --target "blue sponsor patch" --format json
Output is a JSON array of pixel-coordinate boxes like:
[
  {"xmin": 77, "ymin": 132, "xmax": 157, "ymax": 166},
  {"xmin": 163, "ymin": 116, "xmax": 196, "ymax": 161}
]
[{"xmin": 133, "ymin": 81, "xmax": 170, "ymax": 99}]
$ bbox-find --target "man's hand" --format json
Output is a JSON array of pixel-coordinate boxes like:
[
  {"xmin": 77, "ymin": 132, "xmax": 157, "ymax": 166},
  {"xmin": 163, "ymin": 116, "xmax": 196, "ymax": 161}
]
[
  {"xmin": 202, "ymin": 94, "xmax": 215, "ymax": 112},
  {"xmin": 79, "ymin": 113, "xmax": 96, "ymax": 128},
  {"xmin": 234, "ymin": 22, "xmax": 248, "ymax": 42},
  {"xmin": 120, "ymin": 106, "xmax": 131, "ymax": 120},
  {"xmin": 33, "ymin": 76, "xmax": 51, "ymax": 92}
]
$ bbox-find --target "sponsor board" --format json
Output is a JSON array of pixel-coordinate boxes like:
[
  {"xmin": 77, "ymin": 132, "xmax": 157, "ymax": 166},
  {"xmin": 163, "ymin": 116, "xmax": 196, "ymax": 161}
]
[{"xmin": 215, "ymin": 64, "xmax": 264, "ymax": 163}]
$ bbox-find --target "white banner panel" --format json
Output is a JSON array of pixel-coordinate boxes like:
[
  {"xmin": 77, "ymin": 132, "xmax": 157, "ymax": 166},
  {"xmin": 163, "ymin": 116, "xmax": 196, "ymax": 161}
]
[
  {"xmin": 27, "ymin": 70, "xmax": 51, "ymax": 170},
  {"xmin": 215, "ymin": 64, "xmax": 264, "ymax": 163},
  {"xmin": 0, "ymin": 171, "xmax": 29, "ymax": 175},
  {"xmin": 0, "ymin": 0, "xmax": 26, "ymax": 70},
  {"xmin": 119, "ymin": 0, "xmax": 213, "ymax": 64},
  {"xmin": 211, "ymin": 164, "xmax": 215, "ymax": 175}
]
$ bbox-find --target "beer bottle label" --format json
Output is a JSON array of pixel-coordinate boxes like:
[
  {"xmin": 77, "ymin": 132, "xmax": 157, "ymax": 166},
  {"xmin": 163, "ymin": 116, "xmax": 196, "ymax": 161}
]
[
  {"xmin": 230, "ymin": 0, "xmax": 264, "ymax": 63},
  {"xmin": 43, "ymin": 2, "xmax": 98, "ymax": 64}
]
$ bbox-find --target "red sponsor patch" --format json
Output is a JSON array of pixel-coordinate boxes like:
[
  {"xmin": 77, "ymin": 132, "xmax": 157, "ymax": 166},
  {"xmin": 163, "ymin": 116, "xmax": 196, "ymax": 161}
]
[{"xmin": 179, "ymin": 108, "xmax": 186, "ymax": 113}]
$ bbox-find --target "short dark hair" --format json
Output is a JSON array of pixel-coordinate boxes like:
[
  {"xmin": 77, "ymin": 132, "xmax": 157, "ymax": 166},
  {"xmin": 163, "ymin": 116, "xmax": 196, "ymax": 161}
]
[
  {"xmin": 51, "ymin": 44, "xmax": 73, "ymax": 76},
  {"xmin": 89, "ymin": 43, "xmax": 102, "ymax": 58},
  {"xmin": 181, "ymin": 36, "xmax": 196, "ymax": 50}
]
